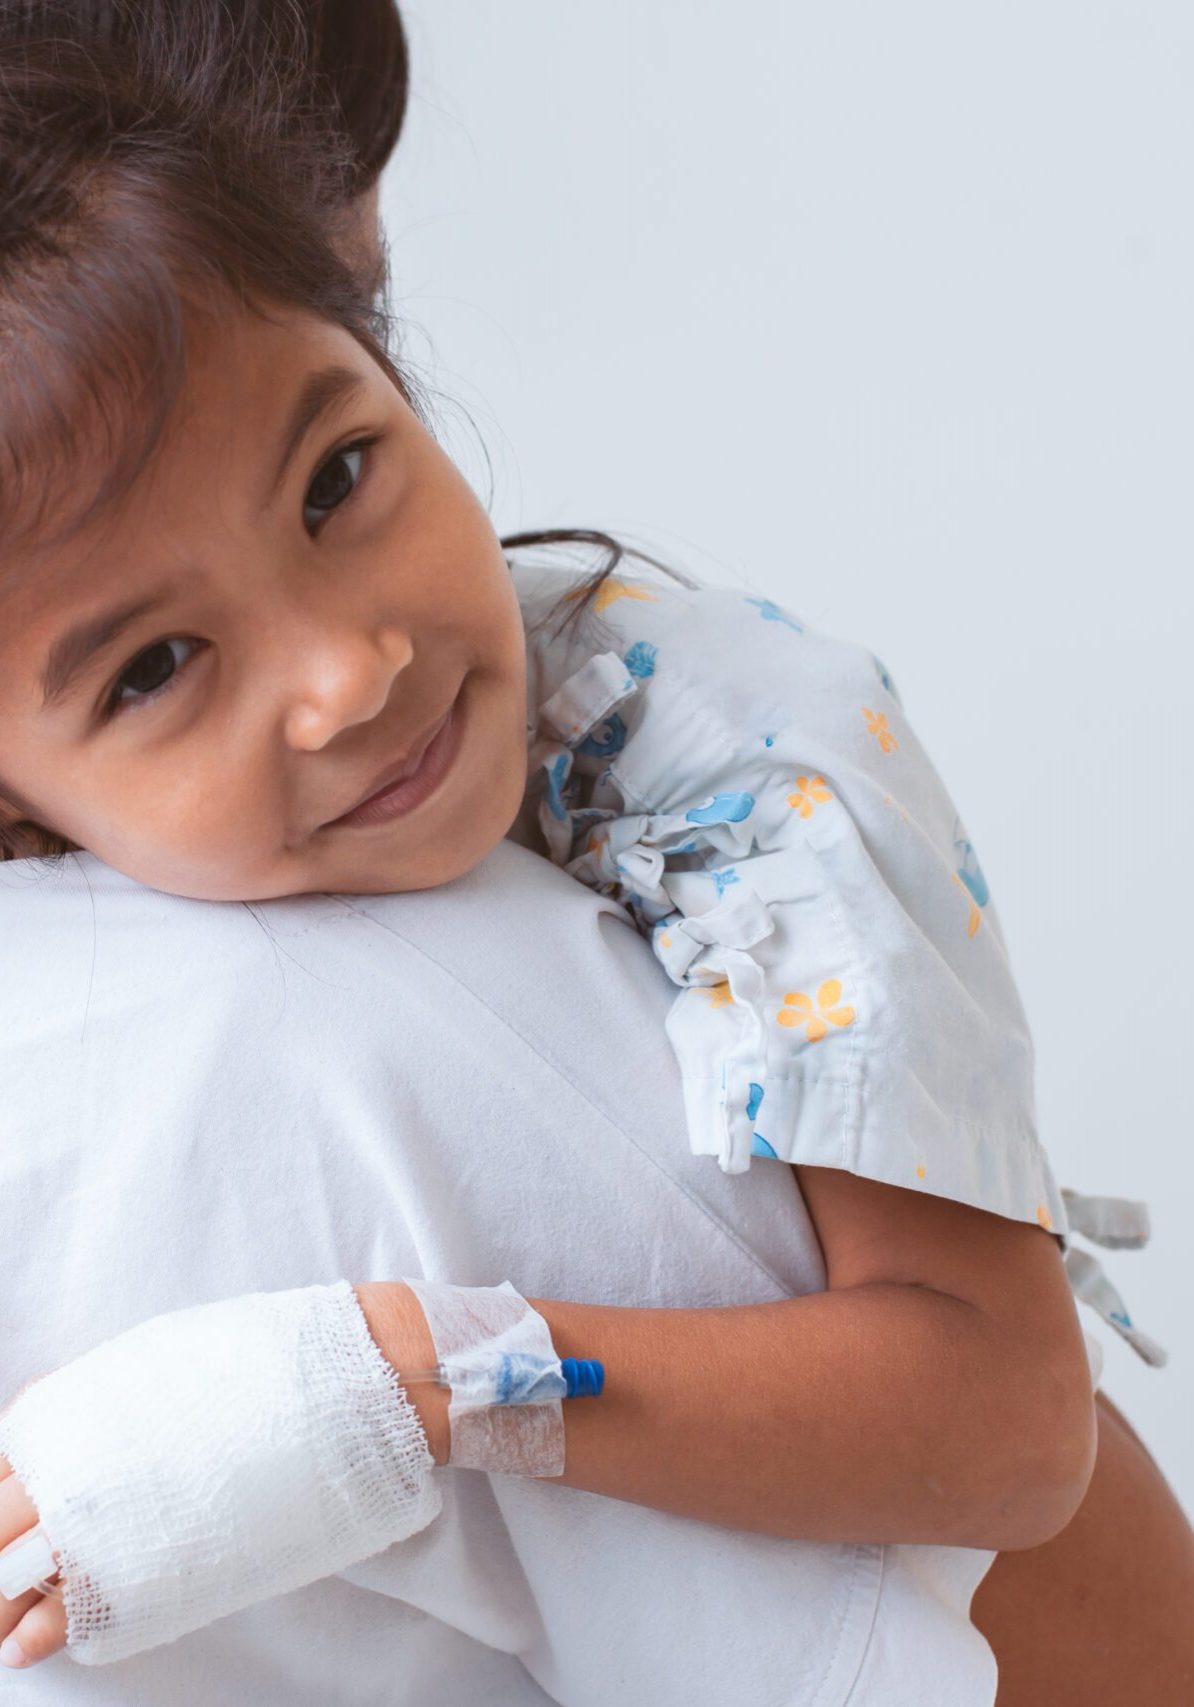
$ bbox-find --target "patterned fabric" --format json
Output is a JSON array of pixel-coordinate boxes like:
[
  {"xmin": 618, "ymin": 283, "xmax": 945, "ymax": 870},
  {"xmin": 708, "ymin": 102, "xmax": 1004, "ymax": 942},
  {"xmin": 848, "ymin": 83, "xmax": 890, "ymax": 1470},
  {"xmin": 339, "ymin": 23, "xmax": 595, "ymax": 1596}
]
[{"xmin": 513, "ymin": 559, "xmax": 1165, "ymax": 1367}]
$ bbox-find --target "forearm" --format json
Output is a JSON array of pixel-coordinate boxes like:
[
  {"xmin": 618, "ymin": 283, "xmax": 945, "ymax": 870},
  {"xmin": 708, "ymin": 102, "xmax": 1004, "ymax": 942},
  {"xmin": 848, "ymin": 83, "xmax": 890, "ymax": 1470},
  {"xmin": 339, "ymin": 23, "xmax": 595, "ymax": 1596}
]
[
  {"xmin": 534, "ymin": 1285, "xmax": 1090, "ymax": 1550},
  {"xmin": 361, "ymin": 1281, "xmax": 1092, "ymax": 1552}
]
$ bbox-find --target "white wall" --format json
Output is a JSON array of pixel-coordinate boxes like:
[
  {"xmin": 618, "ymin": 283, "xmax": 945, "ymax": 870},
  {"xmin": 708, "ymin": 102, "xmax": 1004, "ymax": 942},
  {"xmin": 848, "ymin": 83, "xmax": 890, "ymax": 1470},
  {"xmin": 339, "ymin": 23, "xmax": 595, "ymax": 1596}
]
[{"xmin": 380, "ymin": 1, "xmax": 1194, "ymax": 1513}]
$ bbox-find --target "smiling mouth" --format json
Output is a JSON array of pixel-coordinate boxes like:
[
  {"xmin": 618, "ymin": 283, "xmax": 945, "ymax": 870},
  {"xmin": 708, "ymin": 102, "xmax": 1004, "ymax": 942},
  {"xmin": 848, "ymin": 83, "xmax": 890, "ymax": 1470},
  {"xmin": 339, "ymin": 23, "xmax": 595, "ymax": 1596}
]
[{"xmin": 322, "ymin": 685, "xmax": 467, "ymax": 830}]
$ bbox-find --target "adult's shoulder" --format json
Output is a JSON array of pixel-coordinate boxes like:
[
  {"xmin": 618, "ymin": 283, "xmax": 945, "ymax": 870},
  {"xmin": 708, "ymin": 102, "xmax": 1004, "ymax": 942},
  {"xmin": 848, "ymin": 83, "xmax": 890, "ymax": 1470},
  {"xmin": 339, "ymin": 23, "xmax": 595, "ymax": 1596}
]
[
  {"xmin": 0, "ymin": 841, "xmax": 669, "ymax": 1099},
  {"xmin": 333, "ymin": 839, "xmax": 677, "ymax": 1070}
]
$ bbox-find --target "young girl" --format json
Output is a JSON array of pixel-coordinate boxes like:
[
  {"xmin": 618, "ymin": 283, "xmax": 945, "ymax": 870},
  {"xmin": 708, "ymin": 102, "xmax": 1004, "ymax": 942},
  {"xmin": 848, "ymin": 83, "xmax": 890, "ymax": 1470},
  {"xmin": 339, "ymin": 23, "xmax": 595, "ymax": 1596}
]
[{"xmin": 0, "ymin": 6, "xmax": 1184, "ymax": 1696}]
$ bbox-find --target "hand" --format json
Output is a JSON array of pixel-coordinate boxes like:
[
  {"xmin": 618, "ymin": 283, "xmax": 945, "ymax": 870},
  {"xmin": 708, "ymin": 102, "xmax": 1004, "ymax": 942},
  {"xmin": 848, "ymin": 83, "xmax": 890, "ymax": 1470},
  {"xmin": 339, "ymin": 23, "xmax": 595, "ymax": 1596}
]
[
  {"xmin": 0, "ymin": 1457, "xmax": 66, "ymax": 1669},
  {"xmin": 0, "ymin": 1284, "xmax": 442, "ymax": 1667}
]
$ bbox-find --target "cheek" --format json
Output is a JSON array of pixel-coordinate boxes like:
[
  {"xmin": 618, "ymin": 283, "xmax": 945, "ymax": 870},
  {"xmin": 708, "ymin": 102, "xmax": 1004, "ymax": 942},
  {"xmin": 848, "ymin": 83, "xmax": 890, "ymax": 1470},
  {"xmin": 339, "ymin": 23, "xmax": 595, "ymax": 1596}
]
[
  {"xmin": 0, "ymin": 743, "xmax": 153, "ymax": 854},
  {"xmin": 476, "ymin": 558, "xmax": 529, "ymax": 678},
  {"xmin": 72, "ymin": 752, "xmax": 280, "ymax": 895},
  {"xmin": 404, "ymin": 478, "xmax": 517, "ymax": 646}
]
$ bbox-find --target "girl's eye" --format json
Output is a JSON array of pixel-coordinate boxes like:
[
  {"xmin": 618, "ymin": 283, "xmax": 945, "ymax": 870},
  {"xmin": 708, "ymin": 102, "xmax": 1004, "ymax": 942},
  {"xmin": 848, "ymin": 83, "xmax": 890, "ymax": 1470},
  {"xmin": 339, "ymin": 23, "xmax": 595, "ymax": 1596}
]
[
  {"xmin": 303, "ymin": 436, "xmax": 379, "ymax": 530},
  {"xmin": 106, "ymin": 637, "xmax": 204, "ymax": 718}
]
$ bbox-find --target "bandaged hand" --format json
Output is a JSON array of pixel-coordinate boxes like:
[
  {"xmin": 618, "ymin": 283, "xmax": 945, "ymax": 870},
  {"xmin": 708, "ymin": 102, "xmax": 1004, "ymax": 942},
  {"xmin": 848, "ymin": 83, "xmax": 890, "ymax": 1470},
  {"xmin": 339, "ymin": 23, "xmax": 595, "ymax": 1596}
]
[{"xmin": 0, "ymin": 1282, "xmax": 443, "ymax": 1667}]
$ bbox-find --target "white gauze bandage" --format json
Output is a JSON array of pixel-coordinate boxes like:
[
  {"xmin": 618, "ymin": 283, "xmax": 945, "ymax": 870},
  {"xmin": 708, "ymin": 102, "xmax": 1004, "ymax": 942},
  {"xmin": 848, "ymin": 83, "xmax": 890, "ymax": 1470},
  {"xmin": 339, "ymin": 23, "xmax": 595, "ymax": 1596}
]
[
  {"xmin": 403, "ymin": 1279, "xmax": 566, "ymax": 1476},
  {"xmin": 0, "ymin": 1281, "xmax": 442, "ymax": 1667}
]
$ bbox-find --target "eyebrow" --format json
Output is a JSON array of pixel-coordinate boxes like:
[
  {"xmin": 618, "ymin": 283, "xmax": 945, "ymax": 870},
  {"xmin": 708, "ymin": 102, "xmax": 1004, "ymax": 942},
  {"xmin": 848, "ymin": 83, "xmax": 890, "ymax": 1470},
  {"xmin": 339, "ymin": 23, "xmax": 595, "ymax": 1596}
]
[
  {"xmin": 41, "ymin": 591, "xmax": 174, "ymax": 710},
  {"xmin": 38, "ymin": 364, "xmax": 371, "ymax": 712},
  {"xmin": 262, "ymin": 363, "xmax": 370, "ymax": 510}
]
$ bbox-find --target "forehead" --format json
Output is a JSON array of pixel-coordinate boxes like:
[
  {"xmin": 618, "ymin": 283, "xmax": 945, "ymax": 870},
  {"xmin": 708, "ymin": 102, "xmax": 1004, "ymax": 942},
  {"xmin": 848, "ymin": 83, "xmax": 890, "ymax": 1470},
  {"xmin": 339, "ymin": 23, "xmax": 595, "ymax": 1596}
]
[
  {"xmin": 165, "ymin": 306, "xmax": 369, "ymax": 462},
  {"xmin": 1, "ymin": 306, "xmax": 374, "ymax": 614},
  {"xmin": 218, "ymin": 301, "xmax": 364, "ymax": 385}
]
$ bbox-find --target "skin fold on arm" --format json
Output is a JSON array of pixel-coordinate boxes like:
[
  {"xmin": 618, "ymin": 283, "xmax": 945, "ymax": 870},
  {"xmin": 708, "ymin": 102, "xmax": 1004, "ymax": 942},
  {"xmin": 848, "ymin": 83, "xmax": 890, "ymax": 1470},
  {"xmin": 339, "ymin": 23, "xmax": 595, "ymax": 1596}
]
[{"xmin": 973, "ymin": 1388, "xmax": 1194, "ymax": 1706}]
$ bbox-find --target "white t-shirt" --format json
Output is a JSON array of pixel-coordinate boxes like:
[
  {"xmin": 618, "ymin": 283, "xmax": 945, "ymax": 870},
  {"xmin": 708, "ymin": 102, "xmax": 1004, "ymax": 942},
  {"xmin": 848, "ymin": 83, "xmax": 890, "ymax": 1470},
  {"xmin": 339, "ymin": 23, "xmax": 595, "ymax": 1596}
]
[{"xmin": 0, "ymin": 839, "xmax": 998, "ymax": 1705}]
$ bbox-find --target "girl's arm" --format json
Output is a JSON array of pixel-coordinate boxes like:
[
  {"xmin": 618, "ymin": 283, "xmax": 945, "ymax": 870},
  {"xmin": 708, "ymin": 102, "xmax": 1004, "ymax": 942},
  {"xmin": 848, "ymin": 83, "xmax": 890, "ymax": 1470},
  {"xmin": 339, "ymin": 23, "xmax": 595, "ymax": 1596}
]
[
  {"xmin": 360, "ymin": 1164, "xmax": 1098, "ymax": 1554},
  {"xmin": 972, "ymin": 1389, "xmax": 1194, "ymax": 1705},
  {"xmin": 0, "ymin": 1169, "xmax": 1095, "ymax": 1672}
]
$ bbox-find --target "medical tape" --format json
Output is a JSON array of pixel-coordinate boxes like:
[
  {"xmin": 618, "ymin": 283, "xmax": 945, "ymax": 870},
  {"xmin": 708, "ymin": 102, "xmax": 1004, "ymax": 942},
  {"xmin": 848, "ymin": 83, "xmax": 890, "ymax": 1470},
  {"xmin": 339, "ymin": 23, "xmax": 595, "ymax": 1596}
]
[{"xmin": 402, "ymin": 1279, "xmax": 566, "ymax": 1476}]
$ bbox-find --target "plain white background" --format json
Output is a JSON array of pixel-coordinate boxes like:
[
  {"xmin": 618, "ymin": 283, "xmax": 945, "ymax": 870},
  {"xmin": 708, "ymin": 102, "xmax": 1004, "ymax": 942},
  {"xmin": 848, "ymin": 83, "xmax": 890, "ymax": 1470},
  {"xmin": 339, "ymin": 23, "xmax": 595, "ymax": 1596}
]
[{"xmin": 379, "ymin": 1, "xmax": 1193, "ymax": 1514}]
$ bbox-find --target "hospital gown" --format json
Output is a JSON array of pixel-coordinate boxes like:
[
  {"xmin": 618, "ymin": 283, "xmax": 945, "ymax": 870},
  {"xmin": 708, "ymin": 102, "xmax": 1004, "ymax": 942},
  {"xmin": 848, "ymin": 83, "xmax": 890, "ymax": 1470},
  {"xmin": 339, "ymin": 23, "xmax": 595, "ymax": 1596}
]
[{"xmin": 511, "ymin": 557, "xmax": 1165, "ymax": 1368}]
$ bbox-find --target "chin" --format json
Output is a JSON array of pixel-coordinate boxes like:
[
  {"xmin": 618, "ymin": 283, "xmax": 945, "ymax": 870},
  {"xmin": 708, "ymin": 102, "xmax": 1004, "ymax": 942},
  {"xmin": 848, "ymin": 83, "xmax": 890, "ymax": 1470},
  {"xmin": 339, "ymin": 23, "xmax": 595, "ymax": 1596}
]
[{"xmin": 349, "ymin": 804, "xmax": 516, "ymax": 897}]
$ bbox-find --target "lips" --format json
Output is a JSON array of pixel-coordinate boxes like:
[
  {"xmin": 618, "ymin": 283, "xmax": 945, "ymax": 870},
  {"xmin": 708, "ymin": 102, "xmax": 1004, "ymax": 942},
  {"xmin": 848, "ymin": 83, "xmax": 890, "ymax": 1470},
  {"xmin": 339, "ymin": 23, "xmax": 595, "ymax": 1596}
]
[{"xmin": 327, "ymin": 702, "xmax": 455, "ymax": 825}]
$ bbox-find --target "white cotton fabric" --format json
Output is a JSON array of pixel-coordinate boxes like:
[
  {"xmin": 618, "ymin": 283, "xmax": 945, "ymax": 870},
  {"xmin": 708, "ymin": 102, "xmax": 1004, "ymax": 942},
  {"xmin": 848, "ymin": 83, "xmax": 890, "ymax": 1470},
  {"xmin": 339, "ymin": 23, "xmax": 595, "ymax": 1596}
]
[
  {"xmin": 0, "ymin": 838, "xmax": 1003, "ymax": 1705},
  {"xmin": 403, "ymin": 1278, "xmax": 566, "ymax": 1476},
  {"xmin": 512, "ymin": 559, "xmax": 1162, "ymax": 1364},
  {"xmin": 0, "ymin": 1283, "xmax": 440, "ymax": 1665}
]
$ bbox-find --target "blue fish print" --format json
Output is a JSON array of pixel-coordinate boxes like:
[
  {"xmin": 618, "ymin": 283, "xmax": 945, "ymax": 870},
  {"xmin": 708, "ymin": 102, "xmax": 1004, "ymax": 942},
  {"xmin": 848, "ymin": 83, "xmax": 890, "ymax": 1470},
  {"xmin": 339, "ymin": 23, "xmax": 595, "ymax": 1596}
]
[
  {"xmin": 623, "ymin": 641, "xmax": 657, "ymax": 680},
  {"xmin": 953, "ymin": 825, "xmax": 990, "ymax": 909},
  {"xmin": 745, "ymin": 596, "xmax": 803, "ymax": 633},
  {"xmin": 711, "ymin": 866, "xmax": 740, "ymax": 898},
  {"xmin": 543, "ymin": 753, "xmax": 571, "ymax": 822},
  {"xmin": 577, "ymin": 712, "xmax": 628, "ymax": 759},
  {"xmin": 871, "ymin": 654, "xmax": 898, "ymax": 698},
  {"xmin": 686, "ymin": 791, "xmax": 755, "ymax": 826},
  {"xmin": 747, "ymin": 1084, "xmax": 777, "ymax": 1156}
]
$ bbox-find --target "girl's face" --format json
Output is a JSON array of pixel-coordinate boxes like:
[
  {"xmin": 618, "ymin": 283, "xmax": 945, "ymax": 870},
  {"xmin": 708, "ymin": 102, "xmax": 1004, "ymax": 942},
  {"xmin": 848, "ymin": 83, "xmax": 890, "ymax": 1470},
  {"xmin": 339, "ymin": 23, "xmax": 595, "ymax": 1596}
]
[{"xmin": 0, "ymin": 304, "xmax": 530, "ymax": 901}]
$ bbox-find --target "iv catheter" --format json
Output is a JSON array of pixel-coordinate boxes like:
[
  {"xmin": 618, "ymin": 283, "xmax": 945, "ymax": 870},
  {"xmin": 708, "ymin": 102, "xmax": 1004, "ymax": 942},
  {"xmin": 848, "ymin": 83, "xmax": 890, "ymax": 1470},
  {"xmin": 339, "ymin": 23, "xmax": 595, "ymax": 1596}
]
[{"xmin": 394, "ymin": 1354, "xmax": 604, "ymax": 1404}]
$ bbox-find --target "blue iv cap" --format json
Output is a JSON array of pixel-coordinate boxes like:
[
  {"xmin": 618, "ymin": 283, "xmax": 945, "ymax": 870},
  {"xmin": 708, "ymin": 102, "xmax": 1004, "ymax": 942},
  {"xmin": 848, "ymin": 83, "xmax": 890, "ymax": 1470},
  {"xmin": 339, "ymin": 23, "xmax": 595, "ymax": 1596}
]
[{"xmin": 560, "ymin": 1357, "xmax": 604, "ymax": 1398}]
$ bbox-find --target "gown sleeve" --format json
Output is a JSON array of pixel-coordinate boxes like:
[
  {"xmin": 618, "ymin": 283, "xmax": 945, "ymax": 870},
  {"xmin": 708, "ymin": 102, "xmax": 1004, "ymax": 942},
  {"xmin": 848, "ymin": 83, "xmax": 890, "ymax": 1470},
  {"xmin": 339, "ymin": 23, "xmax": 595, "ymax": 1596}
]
[{"xmin": 513, "ymin": 560, "xmax": 1166, "ymax": 1367}]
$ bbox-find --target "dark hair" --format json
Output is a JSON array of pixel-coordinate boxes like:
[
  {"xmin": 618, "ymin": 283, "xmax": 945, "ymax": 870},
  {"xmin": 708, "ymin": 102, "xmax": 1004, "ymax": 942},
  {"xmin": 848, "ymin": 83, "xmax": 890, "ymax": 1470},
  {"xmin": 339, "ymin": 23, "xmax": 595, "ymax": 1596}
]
[
  {"xmin": 0, "ymin": 0, "xmax": 411, "ymax": 195},
  {"xmin": 0, "ymin": 9, "xmax": 683, "ymax": 862}
]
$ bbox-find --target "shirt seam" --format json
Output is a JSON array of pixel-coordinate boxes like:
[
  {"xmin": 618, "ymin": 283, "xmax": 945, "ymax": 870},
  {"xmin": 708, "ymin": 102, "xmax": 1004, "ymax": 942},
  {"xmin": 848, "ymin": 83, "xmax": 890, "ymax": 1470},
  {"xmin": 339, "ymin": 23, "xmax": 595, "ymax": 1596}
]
[
  {"xmin": 322, "ymin": 895, "xmax": 802, "ymax": 1297},
  {"xmin": 835, "ymin": 1544, "xmax": 889, "ymax": 1707}
]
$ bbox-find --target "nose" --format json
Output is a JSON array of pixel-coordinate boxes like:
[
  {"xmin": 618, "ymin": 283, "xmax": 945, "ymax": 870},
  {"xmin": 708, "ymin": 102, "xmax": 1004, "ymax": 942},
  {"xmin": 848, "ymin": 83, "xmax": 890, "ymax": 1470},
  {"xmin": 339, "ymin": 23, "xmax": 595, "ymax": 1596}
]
[{"xmin": 283, "ymin": 619, "xmax": 415, "ymax": 752}]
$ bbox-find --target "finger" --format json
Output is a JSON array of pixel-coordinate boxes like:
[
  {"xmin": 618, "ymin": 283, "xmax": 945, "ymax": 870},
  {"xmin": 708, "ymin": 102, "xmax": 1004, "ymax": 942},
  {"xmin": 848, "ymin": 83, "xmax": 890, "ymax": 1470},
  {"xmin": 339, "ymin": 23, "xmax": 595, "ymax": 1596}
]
[
  {"xmin": 0, "ymin": 1457, "xmax": 10, "ymax": 1481},
  {"xmin": 0, "ymin": 1478, "xmax": 57, "ymax": 1646},
  {"xmin": 1, "ymin": 1589, "xmax": 67, "ymax": 1668},
  {"xmin": 0, "ymin": 1587, "xmax": 45, "ymax": 1646},
  {"xmin": 0, "ymin": 1474, "xmax": 39, "ymax": 1548}
]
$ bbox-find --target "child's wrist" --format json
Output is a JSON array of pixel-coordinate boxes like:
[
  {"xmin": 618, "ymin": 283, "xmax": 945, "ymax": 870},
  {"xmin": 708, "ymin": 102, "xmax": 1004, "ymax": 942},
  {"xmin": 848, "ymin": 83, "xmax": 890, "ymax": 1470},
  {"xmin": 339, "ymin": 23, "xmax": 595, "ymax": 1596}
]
[{"xmin": 353, "ymin": 1283, "xmax": 451, "ymax": 1466}]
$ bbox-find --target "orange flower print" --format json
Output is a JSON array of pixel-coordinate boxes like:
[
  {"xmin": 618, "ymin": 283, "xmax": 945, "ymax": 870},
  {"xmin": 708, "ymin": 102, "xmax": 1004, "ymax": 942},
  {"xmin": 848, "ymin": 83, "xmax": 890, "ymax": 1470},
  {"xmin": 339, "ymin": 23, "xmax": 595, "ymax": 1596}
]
[
  {"xmin": 951, "ymin": 872, "xmax": 982, "ymax": 938},
  {"xmin": 703, "ymin": 980, "xmax": 735, "ymax": 1009},
  {"xmin": 777, "ymin": 979, "xmax": 855, "ymax": 1041},
  {"xmin": 952, "ymin": 821, "xmax": 988, "ymax": 939},
  {"xmin": 1036, "ymin": 1204, "xmax": 1053, "ymax": 1231},
  {"xmin": 787, "ymin": 774, "xmax": 832, "ymax": 818},
  {"xmin": 863, "ymin": 707, "xmax": 899, "ymax": 752},
  {"xmin": 564, "ymin": 576, "xmax": 657, "ymax": 615}
]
